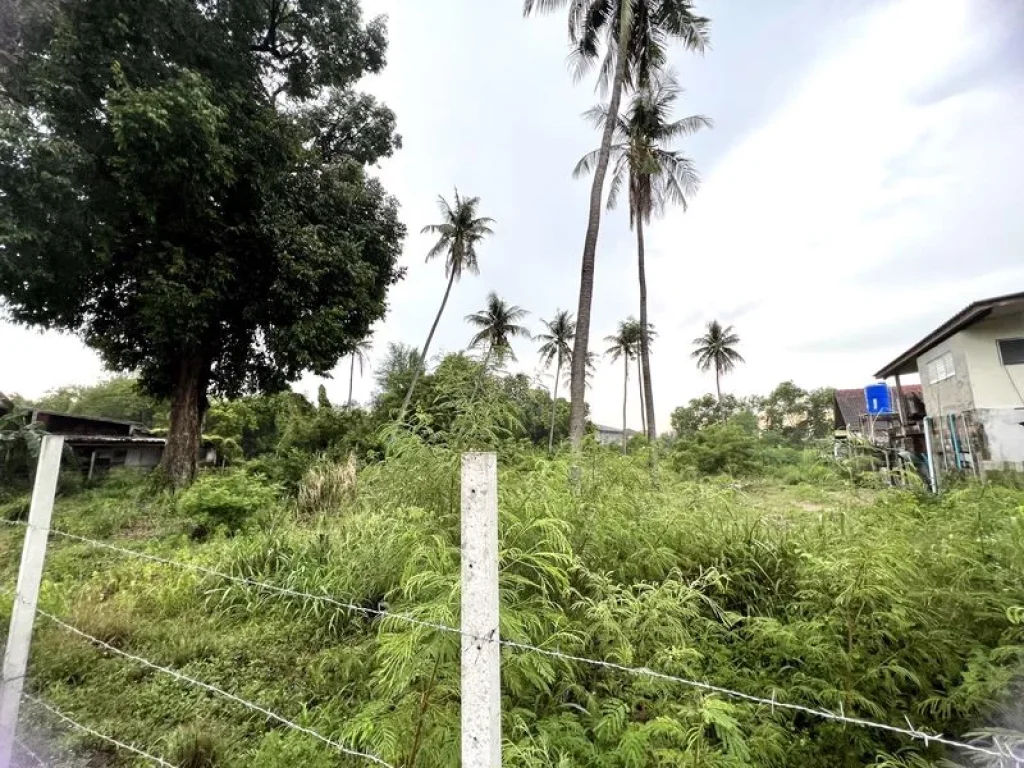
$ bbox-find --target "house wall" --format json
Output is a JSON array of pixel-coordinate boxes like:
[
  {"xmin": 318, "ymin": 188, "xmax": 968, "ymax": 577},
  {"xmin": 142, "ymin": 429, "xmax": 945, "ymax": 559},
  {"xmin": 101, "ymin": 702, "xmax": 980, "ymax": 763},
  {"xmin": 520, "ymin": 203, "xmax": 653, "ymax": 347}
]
[
  {"xmin": 958, "ymin": 311, "xmax": 1024, "ymax": 409},
  {"xmin": 915, "ymin": 336, "xmax": 974, "ymax": 416},
  {"xmin": 125, "ymin": 446, "xmax": 164, "ymax": 469}
]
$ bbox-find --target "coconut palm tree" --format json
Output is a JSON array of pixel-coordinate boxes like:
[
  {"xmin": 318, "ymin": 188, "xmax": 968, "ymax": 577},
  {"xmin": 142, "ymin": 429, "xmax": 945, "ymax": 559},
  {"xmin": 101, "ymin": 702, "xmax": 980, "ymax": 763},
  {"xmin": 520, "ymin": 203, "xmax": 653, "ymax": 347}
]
[
  {"xmin": 576, "ymin": 70, "xmax": 709, "ymax": 441},
  {"xmin": 524, "ymin": 0, "xmax": 710, "ymax": 449},
  {"xmin": 537, "ymin": 310, "xmax": 576, "ymax": 451},
  {"xmin": 346, "ymin": 338, "xmax": 373, "ymax": 408},
  {"xmin": 466, "ymin": 292, "xmax": 531, "ymax": 367},
  {"xmin": 399, "ymin": 190, "xmax": 494, "ymax": 422},
  {"xmin": 605, "ymin": 318, "xmax": 642, "ymax": 454},
  {"xmin": 691, "ymin": 320, "xmax": 744, "ymax": 401},
  {"xmin": 633, "ymin": 321, "xmax": 657, "ymax": 436}
]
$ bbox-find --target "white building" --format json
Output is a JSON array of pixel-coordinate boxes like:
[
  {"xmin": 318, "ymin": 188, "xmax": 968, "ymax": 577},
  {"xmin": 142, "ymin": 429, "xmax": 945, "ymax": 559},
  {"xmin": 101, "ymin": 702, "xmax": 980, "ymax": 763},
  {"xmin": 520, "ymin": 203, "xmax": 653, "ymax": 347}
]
[{"xmin": 875, "ymin": 291, "xmax": 1024, "ymax": 474}]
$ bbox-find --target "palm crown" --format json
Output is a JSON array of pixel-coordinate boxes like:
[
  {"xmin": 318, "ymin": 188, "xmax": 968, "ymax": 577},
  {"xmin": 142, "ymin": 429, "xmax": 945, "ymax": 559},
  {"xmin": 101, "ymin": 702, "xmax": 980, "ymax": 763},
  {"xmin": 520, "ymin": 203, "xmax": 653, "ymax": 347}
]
[
  {"xmin": 523, "ymin": 0, "xmax": 710, "ymax": 92},
  {"xmin": 466, "ymin": 292, "xmax": 531, "ymax": 362},
  {"xmin": 576, "ymin": 70, "xmax": 710, "ymax": 225},
  {"xmin": 537, "ymin": 310, "xmax": 576, "ymax": 369},
  {"xmin": 692, "ymin": 320, "xmax": 744, "ymax": 375},
  {"xmin": 422, "ymin": 189, "xmax": 495, "ymax": 280}
]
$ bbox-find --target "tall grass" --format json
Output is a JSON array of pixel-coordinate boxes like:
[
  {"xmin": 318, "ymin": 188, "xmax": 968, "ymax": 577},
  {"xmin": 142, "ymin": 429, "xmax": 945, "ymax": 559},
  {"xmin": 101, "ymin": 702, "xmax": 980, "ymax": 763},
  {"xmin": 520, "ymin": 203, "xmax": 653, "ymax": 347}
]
[{"xmin": 1, "ymin": 440, "xmax": 1022, "ymax": 767}]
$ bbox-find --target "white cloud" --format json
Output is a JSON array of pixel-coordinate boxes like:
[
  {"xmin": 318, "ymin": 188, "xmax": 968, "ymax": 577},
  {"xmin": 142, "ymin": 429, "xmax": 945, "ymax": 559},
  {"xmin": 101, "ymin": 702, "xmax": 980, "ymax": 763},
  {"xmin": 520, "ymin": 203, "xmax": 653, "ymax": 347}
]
[{"xmin": 4, "ymin": 0, "xmax": 1022, "ymax": 439}]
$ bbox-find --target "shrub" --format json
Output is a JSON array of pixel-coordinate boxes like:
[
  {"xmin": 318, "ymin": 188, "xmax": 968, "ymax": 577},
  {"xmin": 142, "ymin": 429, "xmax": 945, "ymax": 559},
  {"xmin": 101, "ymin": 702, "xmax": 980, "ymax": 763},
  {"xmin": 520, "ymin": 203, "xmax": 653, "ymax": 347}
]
[
  {"xmin": 672, "ymin": 421, "xmax": 760, "ymax": 476},
  {"xmin": 177, "ymin": 470, "xmax": 281, "ymax": 534}
]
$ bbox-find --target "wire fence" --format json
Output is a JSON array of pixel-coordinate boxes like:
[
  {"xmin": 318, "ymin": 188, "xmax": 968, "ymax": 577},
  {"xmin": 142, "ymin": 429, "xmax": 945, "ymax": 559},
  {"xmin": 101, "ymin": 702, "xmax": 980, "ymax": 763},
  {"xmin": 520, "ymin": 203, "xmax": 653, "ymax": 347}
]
[{"xmin": 2, "ymin": 515, "xmax": 1020, "ymax": 767}]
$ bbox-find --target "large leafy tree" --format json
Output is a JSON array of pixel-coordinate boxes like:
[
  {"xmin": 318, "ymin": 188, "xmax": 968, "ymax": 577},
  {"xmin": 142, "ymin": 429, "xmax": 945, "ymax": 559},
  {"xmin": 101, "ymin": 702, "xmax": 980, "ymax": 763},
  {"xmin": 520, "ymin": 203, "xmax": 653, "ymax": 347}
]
[
  {"xmin": 0, "ymin": 0, "xmax": 406, "ymax": 486},
  {"xmin": 398, "ymin": 190, "xmax": 494, "ymax": 422},
  {"xmin": 536, "ymin": 309, "xmax": 575, "ymax": 452},
  {"xmin": 524, "ymin": 0, "xmax": 709, "ymax": 449},
  {"xmin": 465, "ymin": 292, "xmax": 531, "ymax": 365},
  {"xmin": 691, "ymin": 320, "xmax": 744, "ymax": 401},
  {"xmin": 605, "ymin": 317, "xmax": 642, "ymax": 453},
  {"xmin": 576, "ymin": 70, "xmax": 709, "ymax": 440}
]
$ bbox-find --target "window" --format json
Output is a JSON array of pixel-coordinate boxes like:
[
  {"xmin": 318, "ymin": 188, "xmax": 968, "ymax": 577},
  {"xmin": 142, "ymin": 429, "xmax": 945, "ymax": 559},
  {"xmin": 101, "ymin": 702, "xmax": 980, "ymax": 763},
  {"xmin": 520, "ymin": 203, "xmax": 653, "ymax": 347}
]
[
  {"xmin": 998, "ymin": 338, "xmax": 1024, "ymax": 366},
  {"xmin": 927, "ymin": 351, "xmax": 955, "ymax": 384}
]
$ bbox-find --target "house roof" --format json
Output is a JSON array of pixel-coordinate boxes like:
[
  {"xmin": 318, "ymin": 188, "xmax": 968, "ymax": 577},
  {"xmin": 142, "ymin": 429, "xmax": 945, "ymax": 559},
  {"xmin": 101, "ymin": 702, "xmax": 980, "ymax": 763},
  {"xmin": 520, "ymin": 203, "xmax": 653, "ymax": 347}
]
[
  {"xmin": 874, "ymin": 291, "xmax": 1024, "ymax": 379},
  {"xmin": 834, "ymin": 385, "xmax": 922, "ymax": 429},
  {"xmin": 30, "ymin": 409, "xmax": 145, "ymax": 428}
]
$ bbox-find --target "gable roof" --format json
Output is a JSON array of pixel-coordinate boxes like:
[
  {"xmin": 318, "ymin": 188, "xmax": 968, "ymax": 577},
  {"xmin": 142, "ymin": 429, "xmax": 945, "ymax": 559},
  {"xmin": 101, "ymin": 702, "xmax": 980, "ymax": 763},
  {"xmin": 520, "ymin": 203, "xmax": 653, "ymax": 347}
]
[
  {"xmin": 874, "ymin": 291, "xmax": 1024, "ymax": 379},
  {"xmin": 834, "ymin": 385, "xmax": 922, "ymax": 429}
]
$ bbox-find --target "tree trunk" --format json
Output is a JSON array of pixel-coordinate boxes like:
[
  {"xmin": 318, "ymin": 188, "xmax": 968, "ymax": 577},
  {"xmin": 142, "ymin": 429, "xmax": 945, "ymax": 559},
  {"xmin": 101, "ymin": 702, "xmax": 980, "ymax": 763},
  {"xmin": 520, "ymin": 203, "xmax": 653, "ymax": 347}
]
[
  {"xmin": 638, "ymin": 362, "xmax": 646, "ymax": 437},
  {"xmin": 716, "ymin": 367, "xmax": 722, "ymax": 402},
  {"xmin": 568, "ymin": 6, "xmax": 634, "ymax": 449},
  {"xmin": 399, "ymin": 269, "xmax": 457, "ymax": 422},
  {"xmin": 162, "ymin": 355, "xmax": 207, "ymax": 489},
  {"xmin": 637, "ymin": 218, "xmax": 657, "ymax": 441},
  {"xmin": 348, "ymin": 354, "xmax": 355, "ymax": 408},
  {"xmin": 622, "ymin": 356, "xmax": 629, "ymax": 455},
  {"xmin": 548, "ymin": 354, "xmax": 562, "ymax": 453}
]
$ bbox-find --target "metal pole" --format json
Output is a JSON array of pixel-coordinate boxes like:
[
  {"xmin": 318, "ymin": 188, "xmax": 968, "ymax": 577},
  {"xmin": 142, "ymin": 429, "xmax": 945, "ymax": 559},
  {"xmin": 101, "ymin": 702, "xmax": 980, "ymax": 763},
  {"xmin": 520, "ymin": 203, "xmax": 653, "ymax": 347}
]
[
  {"xmin": 461, "ymin": 452, "xmax": 501, "ymax": 768},
  {"xmin": 0, "ymin": 435, "xmax": 64, "ymax": 768},
  {"xmin": 923, "ymin": 417, "xmax": 938, "ymax": 494}
]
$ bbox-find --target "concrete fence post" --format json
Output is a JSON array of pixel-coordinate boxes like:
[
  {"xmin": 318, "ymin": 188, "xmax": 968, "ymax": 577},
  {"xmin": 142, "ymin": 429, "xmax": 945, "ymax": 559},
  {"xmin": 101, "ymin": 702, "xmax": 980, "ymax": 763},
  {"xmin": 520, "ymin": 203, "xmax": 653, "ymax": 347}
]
[
  {"xmin": 460, "ymin": 452, "xmax": 501, "ymax": 768},
  {"xmin": 0, "ymin": 435, "xmax": 63, "ymax": 768}
]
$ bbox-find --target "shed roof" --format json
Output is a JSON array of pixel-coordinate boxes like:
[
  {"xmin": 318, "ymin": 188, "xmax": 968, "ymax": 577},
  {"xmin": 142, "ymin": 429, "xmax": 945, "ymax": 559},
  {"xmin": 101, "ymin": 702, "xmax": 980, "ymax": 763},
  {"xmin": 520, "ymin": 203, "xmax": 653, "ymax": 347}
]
[
  {"xmin": 834, "ymin": 385, "xmax": 922, "ymax": 429},
  {"xmin": 874, "ymin": 291, "xmax": 1024, "ymax": 379}
]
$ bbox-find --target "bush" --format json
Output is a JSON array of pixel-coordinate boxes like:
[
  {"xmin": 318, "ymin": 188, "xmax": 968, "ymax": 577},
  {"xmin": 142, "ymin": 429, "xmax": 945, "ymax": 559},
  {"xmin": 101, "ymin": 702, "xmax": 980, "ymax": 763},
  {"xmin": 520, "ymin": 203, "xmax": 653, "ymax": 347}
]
[
  {"xmin": 176, "ymin": 470, "xmax": 281, "ymax": 534},
  {"xmin": 672, "ymin": 421, "xmax": 759, "ymax": 476}
]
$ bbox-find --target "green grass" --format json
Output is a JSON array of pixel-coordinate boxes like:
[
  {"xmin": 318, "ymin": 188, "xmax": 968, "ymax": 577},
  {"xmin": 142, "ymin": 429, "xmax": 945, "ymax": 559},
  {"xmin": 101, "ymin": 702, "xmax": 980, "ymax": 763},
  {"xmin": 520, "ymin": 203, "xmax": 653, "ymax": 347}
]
[{"xmin": 2, "ymin": 442, "xmax": 1023, "ymax": 767}]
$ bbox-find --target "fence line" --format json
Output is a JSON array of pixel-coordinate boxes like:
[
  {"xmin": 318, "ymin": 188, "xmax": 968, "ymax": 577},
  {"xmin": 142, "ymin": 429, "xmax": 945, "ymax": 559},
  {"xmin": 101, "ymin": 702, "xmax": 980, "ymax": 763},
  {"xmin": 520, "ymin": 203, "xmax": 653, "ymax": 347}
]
[
  {"xmin": 12, "ymin": 737, "xmax": 46, "ymax": 768},
  {"xmin": 22, "ymin": 693, "xmax": 175, "ymax": 767},
  {"xmin": 34, "ymin": 609, "xmax": 394, "ymax": 767},
  {"xmin": 2, "ymin": 520, "xmax": 1016, "ymax": 763}
]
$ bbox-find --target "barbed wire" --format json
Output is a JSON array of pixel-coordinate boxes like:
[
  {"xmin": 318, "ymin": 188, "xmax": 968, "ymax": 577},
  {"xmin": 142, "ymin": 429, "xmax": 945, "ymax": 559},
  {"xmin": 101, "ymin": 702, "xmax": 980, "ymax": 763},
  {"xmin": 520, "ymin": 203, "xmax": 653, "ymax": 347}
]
[
  {"xmin": 3, "ymin": 519, "xmax": 1019, "ymax": 762},
  {"xmin": 13, "ymin": 737, "xmax": 47, "ymax": 768},
  {"xmin": 34, "ymin": 609, "xmax": 394, "ymax": 768},
  {"xmin": 22, "ymin": 693, "xmax": 176, "ymax": 767}
]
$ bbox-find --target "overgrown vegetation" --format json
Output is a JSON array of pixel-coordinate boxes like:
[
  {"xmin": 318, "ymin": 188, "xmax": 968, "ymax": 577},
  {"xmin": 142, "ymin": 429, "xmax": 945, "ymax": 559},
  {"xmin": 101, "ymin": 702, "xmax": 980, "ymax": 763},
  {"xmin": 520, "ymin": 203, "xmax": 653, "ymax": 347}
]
[{"xmin": 2, "ymin": 428, "xmax": 1022, "ymax": 767}]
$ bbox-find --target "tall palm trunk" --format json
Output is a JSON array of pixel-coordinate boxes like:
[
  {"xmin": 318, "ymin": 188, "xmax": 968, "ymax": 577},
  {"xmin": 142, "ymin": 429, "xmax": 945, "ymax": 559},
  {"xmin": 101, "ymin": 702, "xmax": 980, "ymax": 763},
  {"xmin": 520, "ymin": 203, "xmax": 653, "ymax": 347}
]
[
  {"xmin": 638, "ymin": 363, "xmax": 646, "ymax": 436},
  {"xmin": 637, "ymin": 217, "xmax": 657, "ymax": 440},
  {"xmin": 347, "ymin": 354, "xmax": 355, "ymax": 408},
  {"xmin": 621, "ymin": 355, "xmax": 629, "ymax": 455},
  {"xmin": 548, "ymin": 353, "xmax": 562, "ymax": 453},
  {"xmin": 399, "ymin": 270, "xmax": 456, "ymax": 421},
  {"xmin": 715, "ymin": 365, "xmax": 722, "ymax": 402},
  {"xmin": 568, "ymin": 6, "xmax": 634, "ymax": 448}
]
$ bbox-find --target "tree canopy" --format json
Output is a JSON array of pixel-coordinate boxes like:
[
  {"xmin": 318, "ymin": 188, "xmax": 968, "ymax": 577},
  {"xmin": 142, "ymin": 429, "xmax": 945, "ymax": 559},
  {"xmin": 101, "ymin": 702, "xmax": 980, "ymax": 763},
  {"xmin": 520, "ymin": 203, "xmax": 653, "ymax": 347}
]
[{"xmin": 0, "ymin": 0, "xmax": 406, "ymax": 485}]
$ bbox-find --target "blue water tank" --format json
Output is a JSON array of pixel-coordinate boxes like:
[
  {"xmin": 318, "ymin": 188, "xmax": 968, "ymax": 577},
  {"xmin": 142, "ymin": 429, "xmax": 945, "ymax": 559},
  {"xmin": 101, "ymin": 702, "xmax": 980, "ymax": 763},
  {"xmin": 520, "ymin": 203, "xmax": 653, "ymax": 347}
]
[{"xmin": 864, "ymin": 383, "xmax": 892, "ymax": 415}]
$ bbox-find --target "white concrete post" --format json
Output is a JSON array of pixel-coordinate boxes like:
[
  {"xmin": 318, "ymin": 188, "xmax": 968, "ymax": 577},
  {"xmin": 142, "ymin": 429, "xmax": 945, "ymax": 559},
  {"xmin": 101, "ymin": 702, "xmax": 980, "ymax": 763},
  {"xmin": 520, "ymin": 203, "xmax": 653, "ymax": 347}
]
[
  {"xmin": 0, "ymin": 435, "xmax": 63, "ymax": 768},
  {"xmin": 923, "ymin": 417, "xmax": 938, "ymax": 494},
  {"xmin": 461, "ymin": 452, "xmax": 501, "ymax": 768}
]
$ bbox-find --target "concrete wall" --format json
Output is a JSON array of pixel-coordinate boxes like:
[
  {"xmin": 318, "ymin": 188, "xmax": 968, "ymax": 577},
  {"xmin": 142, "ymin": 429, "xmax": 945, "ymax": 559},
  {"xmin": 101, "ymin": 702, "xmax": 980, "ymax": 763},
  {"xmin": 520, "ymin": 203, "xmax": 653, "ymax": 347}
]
[
  {"xmin": 970, "ymin": 408, "xmax": 1024, "ymax": 469},
  {"xmin": 915, "ymin": 336, "xmax": 974, "ymax": 416},
  {"xmin": 958, "ymin": 311, "xmax": 1024, "ymax": 409}
]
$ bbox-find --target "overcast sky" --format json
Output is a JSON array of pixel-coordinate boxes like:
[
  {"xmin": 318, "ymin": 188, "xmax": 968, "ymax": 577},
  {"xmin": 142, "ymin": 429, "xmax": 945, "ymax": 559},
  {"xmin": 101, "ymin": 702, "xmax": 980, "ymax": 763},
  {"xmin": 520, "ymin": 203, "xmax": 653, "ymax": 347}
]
[{"xmin": 3, "ymin": 0, "xmax": 1023, "ymax": 432}]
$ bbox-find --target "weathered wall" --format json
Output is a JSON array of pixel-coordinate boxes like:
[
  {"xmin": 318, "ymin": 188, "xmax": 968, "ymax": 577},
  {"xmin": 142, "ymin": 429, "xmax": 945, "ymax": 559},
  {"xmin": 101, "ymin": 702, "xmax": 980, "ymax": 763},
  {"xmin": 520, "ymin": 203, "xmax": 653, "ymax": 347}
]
[
  {"xmin": 124, "ymin": 446, "xmax": 163, "ymax": 469},
  {"xmin": 959, "ymin": 311, "xmax": 1024, "ymax": 409},
  {"xmin": 971, "ymin": 408, "xmax": 1024, "ymax": 469},
  {"xmin": 916, "ymin": 336, "xmax": 974, "ymax": 416}
]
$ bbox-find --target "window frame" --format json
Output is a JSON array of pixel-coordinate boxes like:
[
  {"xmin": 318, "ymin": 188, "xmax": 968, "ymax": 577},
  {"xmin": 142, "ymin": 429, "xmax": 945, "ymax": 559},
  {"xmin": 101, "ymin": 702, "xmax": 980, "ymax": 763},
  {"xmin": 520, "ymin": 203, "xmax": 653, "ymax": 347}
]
[
  {"xmin": 997, "ymin": 337, "xmax": 1024, "ymax": 366},
  {"xmin": 926, "ymin": 351, "xmax": 955, "ymax": 384}
]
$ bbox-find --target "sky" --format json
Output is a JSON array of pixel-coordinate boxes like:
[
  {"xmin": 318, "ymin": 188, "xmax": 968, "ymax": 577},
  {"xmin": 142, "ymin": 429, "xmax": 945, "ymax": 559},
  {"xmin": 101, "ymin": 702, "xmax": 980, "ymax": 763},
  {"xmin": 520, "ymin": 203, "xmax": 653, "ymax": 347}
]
[{"xmin": 3, "ymin": 0, "xmax": 1023, "ymax": 432}]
